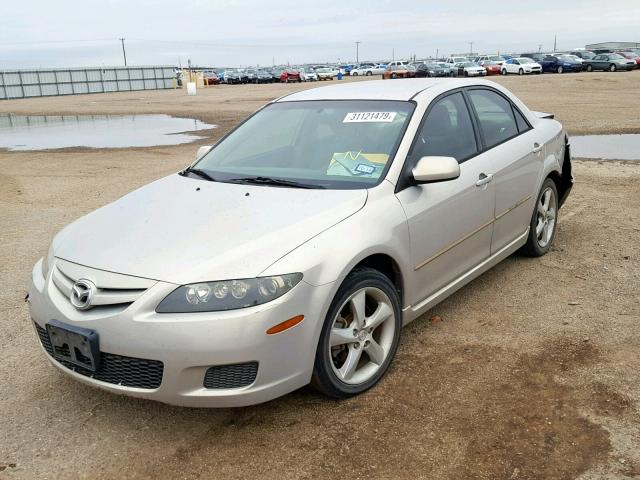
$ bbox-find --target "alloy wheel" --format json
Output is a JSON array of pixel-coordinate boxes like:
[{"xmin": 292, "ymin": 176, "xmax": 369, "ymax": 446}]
[
  {"xmin": 535, "ymin": 187, "xmax": 557, "ymax": 248},
  {"xmin": 328, "ymin": 287, "xmax": 396, "ymax": 385}
]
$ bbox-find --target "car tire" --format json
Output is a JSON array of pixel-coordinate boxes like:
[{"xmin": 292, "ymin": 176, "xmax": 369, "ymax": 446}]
[
  {"xmin": 557, "ymin": 66, "xmax": 563, "ymax": 74},
  {"xmin": 464, "ymin": 71, "xmax": 469, "ymax": 77},
  {"xmin": 501, "ymin": 69, "xmax": 507, "ymax": 75},
  {"xmin": 518, "ymin": 68, "xmax": 524, "ymax": 75},
  {"xmin": 311, "ymin": 267, "xmax": 402, "ymax": 399},
  {"xmin": 586, "ymin": 64, "xmax": 593, "ymax": 72},
  {"xmin": 391, "ymin": 73, "xmax": 397, "ymax": 79},
  {"xmin": 352, "ymin": 72, "xmax": 358, "ymax": 76},
  {"xmin": 520, "ymin": 178, "xmax": 559, "ymax": 257},
  {"xmin": 609, "ymin": 64, "xmax": 617, "ymax": 72},
  {"xmin": 366, "ymin": 71, "xmax": 372, "ymax": 76}
]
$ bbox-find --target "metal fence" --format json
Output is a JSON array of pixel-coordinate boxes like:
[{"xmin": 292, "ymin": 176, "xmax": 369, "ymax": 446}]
[{"xmin": 0, "ymin": 66, "xmax": 176, "ymax": 100}]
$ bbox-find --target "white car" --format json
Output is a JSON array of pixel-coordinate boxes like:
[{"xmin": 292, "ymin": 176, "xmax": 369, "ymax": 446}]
[
  {"xmin": 299, "ymin": 68, "xmax": 318, "ymax": 82},
  {"xmin": 350, "ymin": 63, "xmax": 386, "ymax": 76},
  {"xmin": 501, "ymin": 57, "xmax": 543, "ymax": 75},
  {"xmin": 315, "ymin": 67, "xmax": 335, "ymax": 80},
  {"xmin": 446, "ymin": 56, "xmax": 469, "ymax": 66},
  {"xmin": 454, "ymin": 62, "xmax": 487, "ymax": 76},
  {"xmin": 29, "ymin": 79, "xmax": 572, "ymax": 407}
]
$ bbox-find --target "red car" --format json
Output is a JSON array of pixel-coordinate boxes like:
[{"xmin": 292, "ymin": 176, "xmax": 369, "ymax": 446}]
[
  {"xmin": 280, "ymin": 69, "xmax": 301, "ymax": 83},
  {"xmin": 203, "ymin": 71, "xmax": 220, "ymax": 85},
  {"xmin": 616, "ymin": 51, "xmax": 640, "ymax": 68},
  {"xmin": 478, "ymin": 60, "xmax": 502, "ymax": 75}
]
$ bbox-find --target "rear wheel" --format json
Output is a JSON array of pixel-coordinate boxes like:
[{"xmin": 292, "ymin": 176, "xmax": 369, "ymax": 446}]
[
  {"xmin": 520, "ymin": 178, "xmax": 558, "ymax": 257},
  {"xmin": 557, "ymin": 66, "xmax": 564, "ymax": 74},
  {"xmin": 366, "ymin": 71, "xmax": 372, "ymax": 76},
  {"xmin": 311, "ymin": 268, "xmax": 402, "ymax": 398},
  {"xmin": 586, "ymin": 64, "xmax": 593, "ymax": 72},
  {"xmin": 391, "ymin": 73, "xmax": 397, "ymax": 79},
  {"xmin": 501, "ymin": 68, "xmax": 507, "ymax": 75},
  {"xmin": 609, "ymin": 64, "xmax": 617, "ymax": 72}
]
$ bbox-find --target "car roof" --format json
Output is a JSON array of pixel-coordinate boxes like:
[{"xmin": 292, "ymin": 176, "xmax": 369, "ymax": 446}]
[{"xmin": 276, "ymin": 78, "xmax": 493, "ymax": 102}]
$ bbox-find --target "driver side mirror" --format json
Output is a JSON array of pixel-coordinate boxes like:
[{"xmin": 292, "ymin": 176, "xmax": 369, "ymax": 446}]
[
  {"xmin": 196, "ymin": 145, "xmax": 212, "ymax": 161},
  {"xmin": 411, "ymin": 156, "xmax": 460, "ymax": 184}
]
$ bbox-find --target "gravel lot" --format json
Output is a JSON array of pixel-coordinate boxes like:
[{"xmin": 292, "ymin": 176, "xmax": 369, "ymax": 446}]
[{"xmin": 1, "ymin": 72, "xmax": 639, "ymax": 480}]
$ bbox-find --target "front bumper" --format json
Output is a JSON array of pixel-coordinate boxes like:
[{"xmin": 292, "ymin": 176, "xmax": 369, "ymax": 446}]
[{"xmin": 28, "ymin": 259, "xmax": 334, "ymax": 407}]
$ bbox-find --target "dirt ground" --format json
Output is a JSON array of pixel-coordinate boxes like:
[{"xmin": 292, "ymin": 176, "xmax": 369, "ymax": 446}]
[{"xmin": 1, "ymin": 73, "xmax": 639, "ymax": 480}]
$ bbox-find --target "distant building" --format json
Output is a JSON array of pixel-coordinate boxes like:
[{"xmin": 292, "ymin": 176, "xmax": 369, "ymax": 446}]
[{"xmin": 585, "ymin": 41, "xmax": 640, "ymax": 51}]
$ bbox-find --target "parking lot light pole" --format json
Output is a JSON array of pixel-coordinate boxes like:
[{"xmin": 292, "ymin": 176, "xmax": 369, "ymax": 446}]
[
  {"xmin": 119, "ymin": 38, "xmax": 127, "ymax": 66},
  {"xmin": 355, "ymin": 41, "xmax": 361, "ymax": 64}
]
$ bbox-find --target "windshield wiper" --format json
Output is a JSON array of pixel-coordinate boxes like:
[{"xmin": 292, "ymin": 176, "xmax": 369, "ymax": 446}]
[
  {"xmin": 228, "ymin": 176, "xmax": 323, "ymax": 189},
  {"xmin": 180, "ymin": 167, "xmax": 217, "ymax": 182}
]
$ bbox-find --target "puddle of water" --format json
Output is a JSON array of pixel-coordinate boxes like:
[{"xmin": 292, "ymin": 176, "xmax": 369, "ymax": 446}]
[
  {"xmin": 0, "ymin": 114, "xmax": 216, "ymax": 151},
  {"xmin": 570, "ymin": 134, "xmax": 640, "ymax": 161}
]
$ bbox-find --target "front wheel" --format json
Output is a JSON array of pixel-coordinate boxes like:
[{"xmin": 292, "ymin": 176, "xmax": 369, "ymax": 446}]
[
  {"xmin": 557, "ymin": 66, "xmax": 564, "ymax": 74},
  {"xmin": 520, "ymin": 178, "xmax": 559, "ymax": 257},
  {"xmin": 586, "ymin": 64, "xmax": 593, "ymax": 72},
  {"xmin": 311, "ymin": 268, "xmax": 402, "ymax": 398},
  {"xmin": 501, "ymin": 69, "xmax": 507, "ymax": 75},
  {"xmin": 609, "ymin": 64, "xmax": 617, "ymax": 72},
  {"xmin": 391, "ymin": 73, "xmax": 397, "ymax": 79},
  {"xmin": 519, "ymin": 68, "xmax": 524, "ymax": 75},
  {"xmin": 366, "ymin": 71, "xmax": 372, "ymax": 76}
]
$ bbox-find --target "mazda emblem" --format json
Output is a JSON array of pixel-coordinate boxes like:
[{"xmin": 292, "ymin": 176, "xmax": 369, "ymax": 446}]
[{"xmin": 70, "ymin": 279, "xmax": 96, "ymax": 310}]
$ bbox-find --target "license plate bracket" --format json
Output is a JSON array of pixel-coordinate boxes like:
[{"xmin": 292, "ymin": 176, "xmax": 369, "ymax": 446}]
[{"xmin": 46, "ymin": 320, "xmax": 100, "ymax": 371}]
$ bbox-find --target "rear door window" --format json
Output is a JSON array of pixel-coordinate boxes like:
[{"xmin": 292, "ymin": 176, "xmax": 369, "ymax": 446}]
[{"xmin": 468, "ymin": 89, "xmax": 519, "ymax": 149}]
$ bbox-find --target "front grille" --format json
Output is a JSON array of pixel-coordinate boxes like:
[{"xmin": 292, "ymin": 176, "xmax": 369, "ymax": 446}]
[
  {"xmin": 203, "ymin": 362, "xmax": 258, "ymax": 389},
  {"xmin": 34, "ymin": 322, "xmax": 163, "ymax": 389}
]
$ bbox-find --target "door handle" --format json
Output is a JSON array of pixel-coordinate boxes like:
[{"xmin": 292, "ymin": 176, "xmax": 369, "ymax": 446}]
[
  {"xmin": 475, "ymin": 173, "xmax": 493, "ymax": 187},
  {"xmin": 532, "ymin": 143, "xmax": 543, "ymax": 154}
]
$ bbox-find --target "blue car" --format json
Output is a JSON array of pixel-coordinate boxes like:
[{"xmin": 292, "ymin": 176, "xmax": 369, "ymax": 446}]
[{"xmin": 539, "ymin": 54, "xmax": 583, "ymax": 73}]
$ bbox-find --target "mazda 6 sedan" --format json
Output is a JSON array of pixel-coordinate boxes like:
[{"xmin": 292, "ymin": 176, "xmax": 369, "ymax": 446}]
[{"xmin": 28, "ymin": 79, "xmax": 573, "ymax": 407}]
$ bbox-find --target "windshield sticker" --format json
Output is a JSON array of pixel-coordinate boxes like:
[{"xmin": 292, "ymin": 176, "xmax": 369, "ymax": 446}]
[
  {"xmin": 343, "ymin": 112, "xmax": 397, "ymax": 123},
  {"xmin": 354, "ymin": 163, "xmax": 376, "ymax": 175}
]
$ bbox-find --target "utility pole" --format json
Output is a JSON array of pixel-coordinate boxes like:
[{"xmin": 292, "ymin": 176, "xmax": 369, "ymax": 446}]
[
  {"xmin": 553, "ymin": 34, "xmax": 557, "ymax": 52},
  {"xmin": 119, "ymin": 38, "xmax": 127, "ymax": 66},
  {"xmin": 392, "ymin": 48, "xmax": 395, "ymax": 61},
  {"xmin": 436, "ymin": 48, "xmax": 439, "ymax": 60},
  {"xmin": 355, "ymin": 41, "xmax": 361, "ymax": 64},
  {"xmin": 469, "ymin": 41, "xmax": 474, "ymax": 55}
]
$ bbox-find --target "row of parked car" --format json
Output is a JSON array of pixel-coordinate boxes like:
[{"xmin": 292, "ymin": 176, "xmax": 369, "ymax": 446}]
[
  {"xmin": 191, "ymin": 48, "xmax": 640, "ymax": 87},
  {"xmin": 199, "ymin": 65, "xmax": 344, "ymax": 85},
  {"xmin": 384, "ymin": 49, "xmax": 640, "ymax": 80}
]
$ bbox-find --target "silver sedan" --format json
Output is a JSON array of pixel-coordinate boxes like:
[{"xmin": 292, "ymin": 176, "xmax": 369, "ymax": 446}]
[{"xmin": 28, "ymin": 79, "xmax": 573, "ymax": 407}]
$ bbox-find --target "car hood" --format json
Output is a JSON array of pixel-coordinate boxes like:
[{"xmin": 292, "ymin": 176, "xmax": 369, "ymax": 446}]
[{"xmin": 53, "ymin": 174, "xmax": 367, "ymax": 285}]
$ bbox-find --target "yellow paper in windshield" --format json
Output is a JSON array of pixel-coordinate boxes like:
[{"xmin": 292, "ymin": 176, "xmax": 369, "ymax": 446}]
[{"xmin": 327, "ymin": 152, "xmax": 389, "ymax": 178}]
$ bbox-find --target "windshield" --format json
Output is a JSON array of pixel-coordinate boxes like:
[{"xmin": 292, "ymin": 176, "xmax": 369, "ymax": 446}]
[
  {"xmin": 194, "ymin": 100, "xmax": 415, "ymax": 189},
  {"xmin": 557, "ymin": 55, "xmax": 574, "ymax": 61},
  {"xmin": 609, "ymin": 54, "xmax": 623, "ymax": 59},
  {"xmin": 517, "ymin": 57, "xmax": 534, "ymax": 63}
]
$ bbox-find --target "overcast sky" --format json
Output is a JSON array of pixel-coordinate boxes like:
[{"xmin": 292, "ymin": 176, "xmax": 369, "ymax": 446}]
[{"xmin": 1, "ymin": 0, "xmax": 639, "ymax": 69}]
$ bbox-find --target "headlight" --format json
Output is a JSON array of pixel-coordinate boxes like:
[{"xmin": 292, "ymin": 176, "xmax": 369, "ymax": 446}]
[
  {"xmin": 156, "ymin": 273, "xmax": 303, "ymax": 313},
  {"xmin": 41, "ymin": 243, "xmax": 54, "ymax": 280}
]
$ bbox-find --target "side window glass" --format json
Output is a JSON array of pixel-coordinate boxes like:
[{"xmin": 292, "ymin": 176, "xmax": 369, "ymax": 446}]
[
  {"xmin": 512, "ymin": 106, "xmax": 531, "ymax": 133},
  {"xmin": 468, "ymin": 89, "xmax": 519, "ymax": 148},
  {"xmin": 412, "ymin": 92, "xmax": 478, "ymax": 162}
]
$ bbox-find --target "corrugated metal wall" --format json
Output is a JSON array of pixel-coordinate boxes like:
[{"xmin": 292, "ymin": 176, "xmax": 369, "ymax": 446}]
[{"xmin": 0, "ymin": 66, "xmax": 176, "ymax": 100}]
